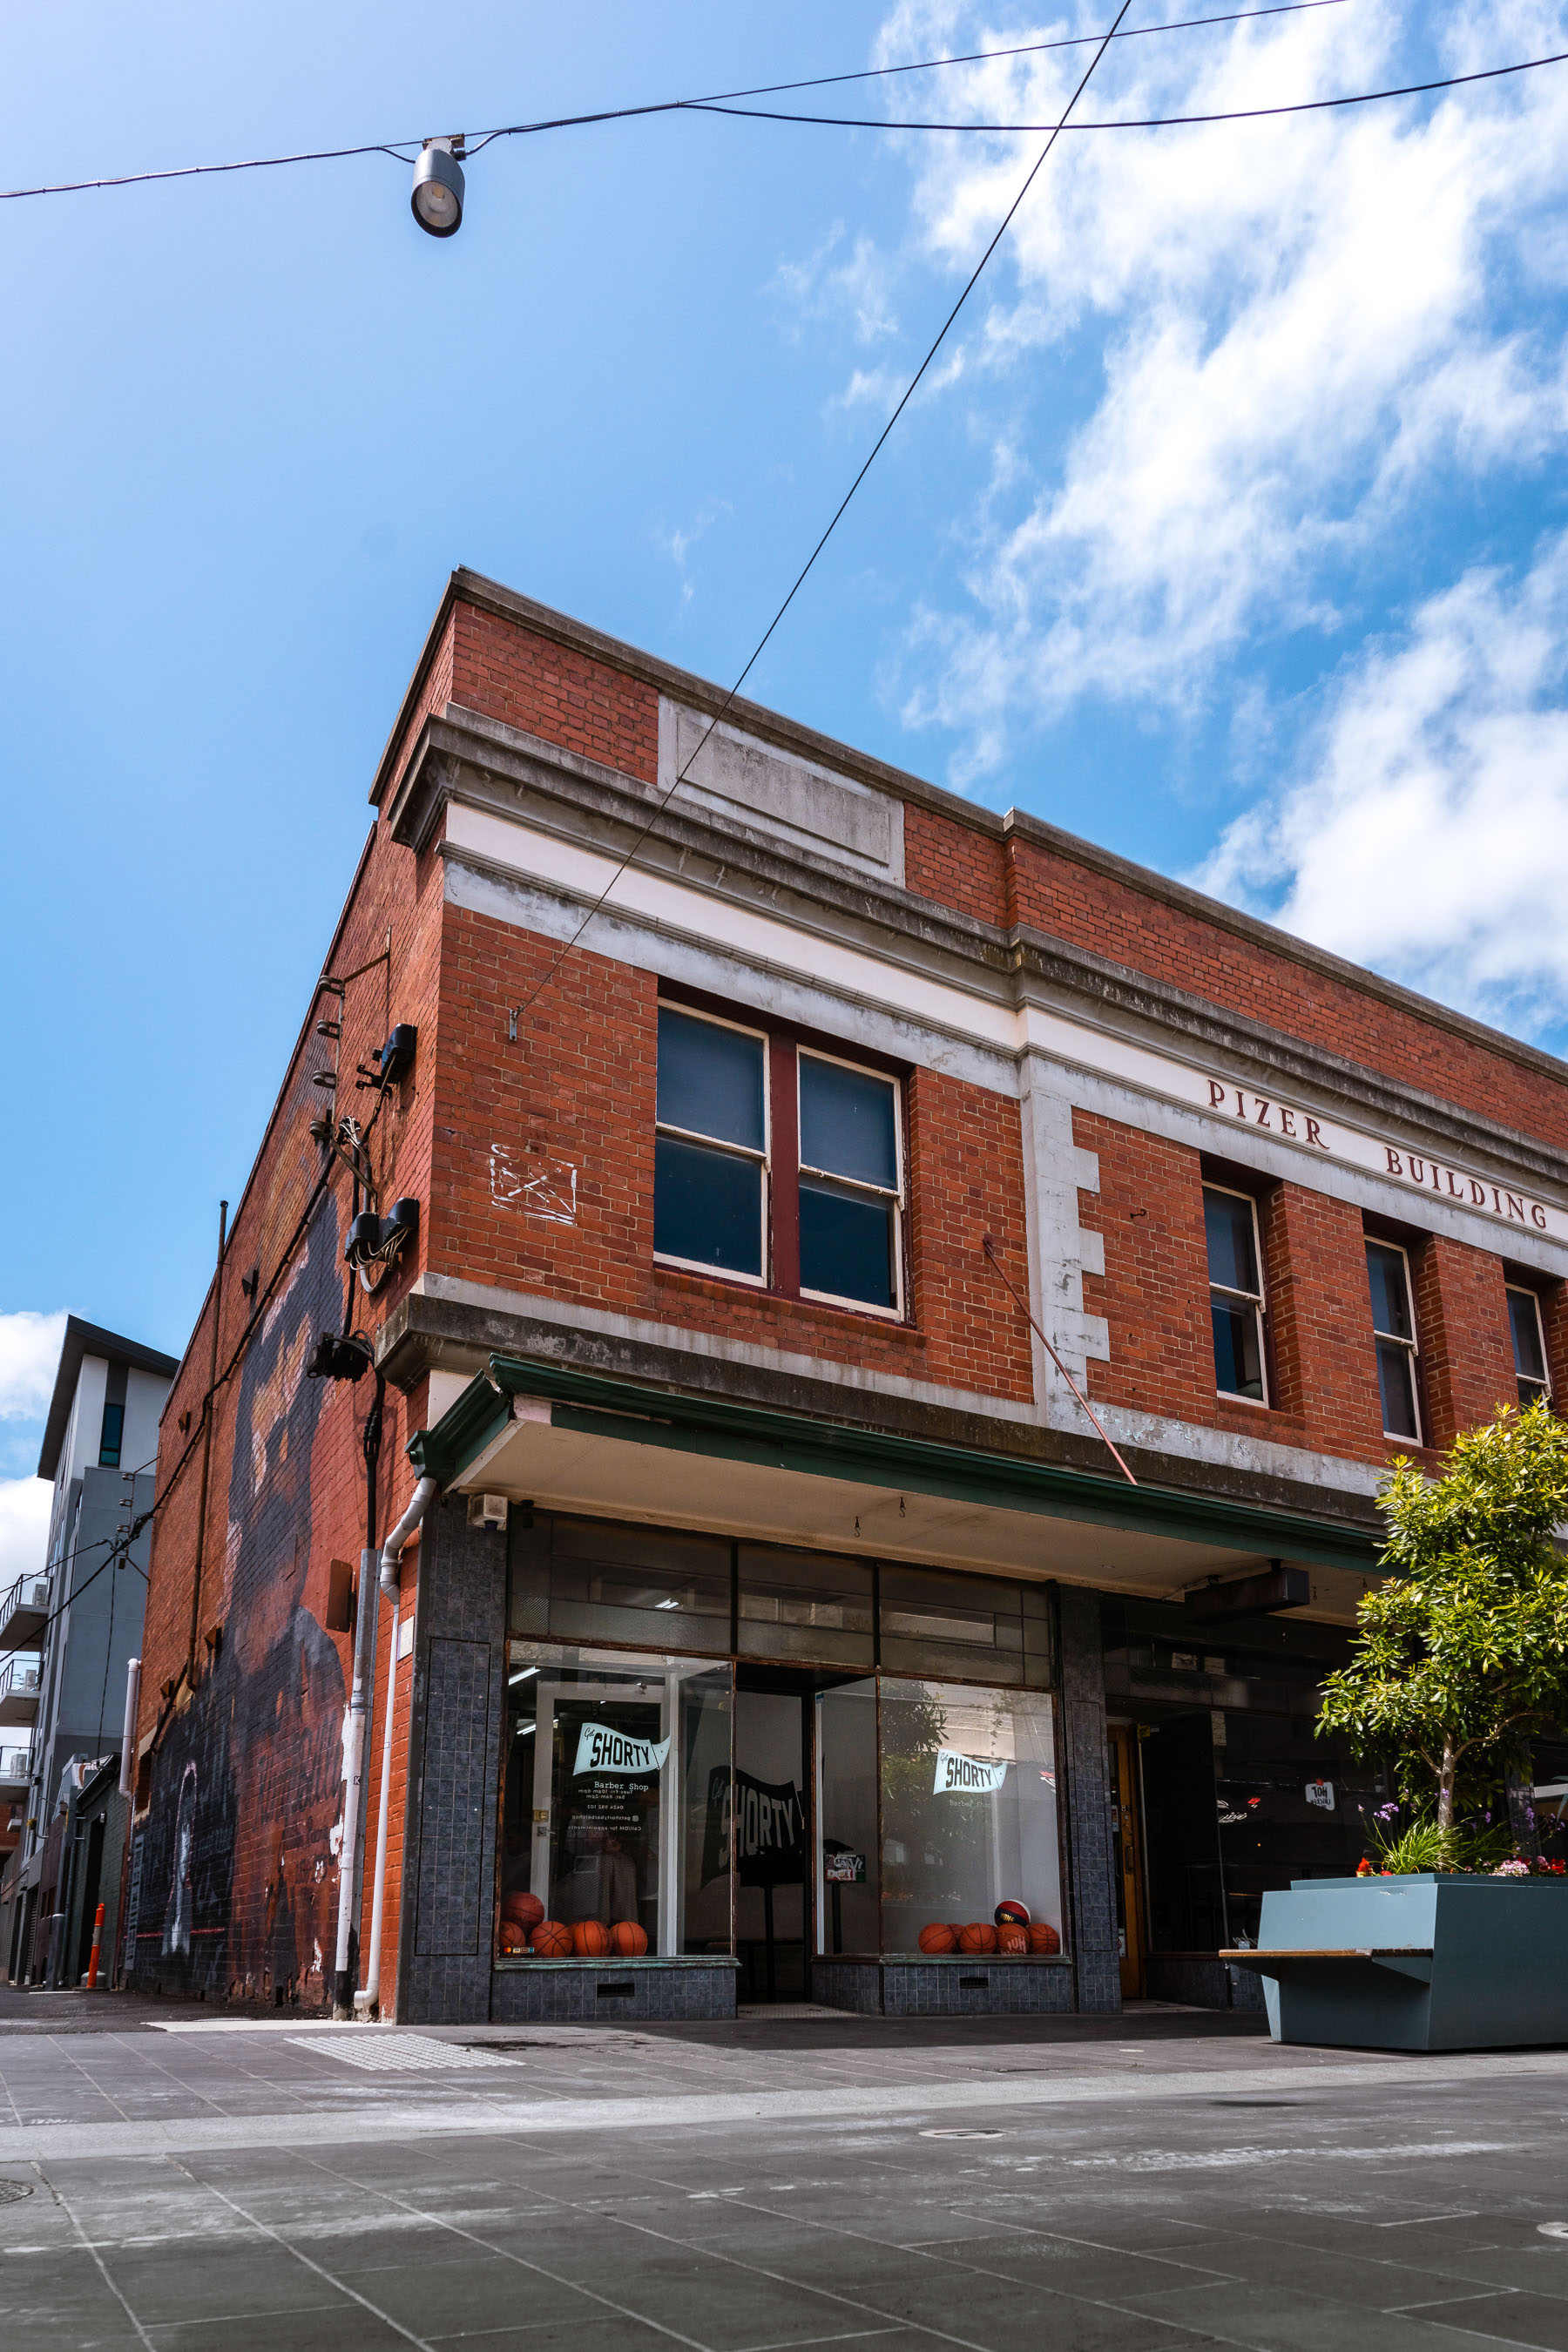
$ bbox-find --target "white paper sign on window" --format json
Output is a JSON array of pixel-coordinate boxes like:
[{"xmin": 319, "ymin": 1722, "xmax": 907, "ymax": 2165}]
[
  {"xmin": 932, "ymin": 1749, "xmax": 1009, "ymax": 1795},
  {"xmin": 573, "ymin": 1724, "xmax": 672, "ymax": 1777},
  {"xmin": 1305, "ymin": 1779, "xmax": 1335, "ymax": 1811}
]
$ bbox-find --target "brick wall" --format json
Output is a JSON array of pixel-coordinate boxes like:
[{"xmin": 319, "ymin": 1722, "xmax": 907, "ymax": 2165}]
[
  {"xmin": 1075, "ymin": 1112, "xmax": 1525, "ymax": 1470},
  {"xmin": 388, "ymin": 599, "xmax": 659, "ymax": 804},
  {"xmin": 130, "ymin": 809, "xmax": 443, "ymax": 2008},
  {"xmin": 1411, "ymin": 1236, "xmax": 1518, "ymax": 1451},
  {"xmin": 902, "ymin": 802, "xmax": 1006, "ymax": 926},
  {"xmin": 1008, "ymin": 835, "xmax": 1568, "ymax": 1150},
  {"xmin": 431, "ymin": 902, "xmax": 1035, "ymax": 1404}
]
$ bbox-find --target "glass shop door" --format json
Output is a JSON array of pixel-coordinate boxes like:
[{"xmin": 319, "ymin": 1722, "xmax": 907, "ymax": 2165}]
[
  {"xmin": 733, "ymin": 1678, "xmax": 809, "ymax": 2000},
  {"xmin": 1108, "ymin": 1722, "xmax": 1147, "ymax": 1999}
]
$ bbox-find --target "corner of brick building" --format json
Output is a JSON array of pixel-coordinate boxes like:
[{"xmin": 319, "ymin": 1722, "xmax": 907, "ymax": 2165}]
[{"xmin": 128, "ymin": 801, "xmax": 442, "ymax": 2008}]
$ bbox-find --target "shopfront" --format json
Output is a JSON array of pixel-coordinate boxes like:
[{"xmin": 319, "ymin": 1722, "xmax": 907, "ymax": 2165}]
[
  {"xmin": 1102, "ymin": 1598, "xmax": 1391, "ymax": 2007},
  {"xmin": 495, "ymin": 1511, "xmax": 1068, "ymax": 2016}
]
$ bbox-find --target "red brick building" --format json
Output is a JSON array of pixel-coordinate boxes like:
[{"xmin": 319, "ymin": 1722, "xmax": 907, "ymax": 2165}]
[{"xmin": 125, "ymin": 572, "xmax": 1568, "ymax": 2021}]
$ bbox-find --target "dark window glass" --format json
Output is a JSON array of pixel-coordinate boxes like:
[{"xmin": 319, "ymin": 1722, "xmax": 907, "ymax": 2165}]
[
  {"xmin": 1366, "ymin": 1241, "xmax": 1414, "ymax": 1342},
  {"xmin": 654, "ymin": 1010, "xmax": 767, "ymax": 1280},
  {"xmin": 1204, "ymin": 1190, "xmax": 1259, "ymax": 1296},
  {"xmin": 737, "ymin": 1545, "xmax": 874, "ymax": 1666},
  {"xmin": 1509, "ymin": 1288, "xmax": 1550, "ymax": 1407},
  {"xmin": 878, "ymin": 1563, "xmax": 1025, "ymax": 1685},
  {"xmin": 98, "ymin": 1401, "xmax": 124, "ymax": 1469},
  {"xmin": 654, "ymin": 1136, "xmax": 763, "ymax": 1277},
  {"xmin": 1367, "ymin": 1241, "xmax": 1420, "ymax": 1439},
  {"xmin": 1205, "ymin": 1187, "xmax": 1265, "ymax": 1402},
  {"xmin": 1375, "ymin": 1337, "xmax": 1420, "ymax": 1440},
  {"xmin": 1211, "ymin": 1298, "xmax": 1264, "ymax": 1402},
  {"xmin": 799, "ymin": 1179, "xmax": 896, "ymax": 1308},
  {"xmin": 531, "ymin": 1517, "xmax": 733, "ymax": 1656},
  {"xmin": 799, "ymin": 1057, "xmax": 898, "ymax": 1191},
  {"xmin": 656, "ymin": 1009, "xmax": 765, "ymax": 1150}
]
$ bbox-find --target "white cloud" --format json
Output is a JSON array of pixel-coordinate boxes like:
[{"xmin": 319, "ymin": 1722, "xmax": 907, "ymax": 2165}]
[
  {"xmin": 868, "ymin": 0, "xmax": 1568, "ymax": 745},
  {"xmin": 0, "ymin": 1309, "xmax": 65, "ymax": 1423},
  {"xmin": 0, "ymin": 1474, "xmax": 51, "ymax": 1589},
  {"xmin": 1196, "ymin": 536, "xmax": 1568, "ymax": 1034}
]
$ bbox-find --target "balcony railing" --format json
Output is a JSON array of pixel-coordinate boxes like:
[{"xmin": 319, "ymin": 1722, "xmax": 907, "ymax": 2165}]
[
  {"xmin": 0, "ymin": 1572, "xmax": 49, "ymax": 1651},
  {"xmin": 0, "ymin": 1744, "xmax": 30, "ymax": 1791},
  {"xmin": 0, "ymin": 1656, "xmax": 42, "ymax": 1724}
]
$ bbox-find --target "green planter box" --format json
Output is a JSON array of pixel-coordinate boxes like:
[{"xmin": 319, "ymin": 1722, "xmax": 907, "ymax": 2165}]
[{"xmin": 1226, "ymin": 1874, "xmax": 1568, "ymax": 2051}]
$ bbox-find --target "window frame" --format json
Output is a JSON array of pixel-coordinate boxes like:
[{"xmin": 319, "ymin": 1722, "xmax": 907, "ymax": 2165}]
[
  {"xmin": 1203, "ymin": 1182, "xmax": 1269, "ymax": 1409},
  {"xmin": 1506, "ymin": 1283, "xmax": 1551, "ymax": 1409},
  {"xmin": 652, "ymin": 1004, "xmax": 772, "ymax": 1289},
  {"xmin": 1367, "ymin": 1236, "xmax": 1423, "ymax": 1443},
  {"xmin": 794, "ymin": 1045, "xmax": 906, "ymax": 1321}
]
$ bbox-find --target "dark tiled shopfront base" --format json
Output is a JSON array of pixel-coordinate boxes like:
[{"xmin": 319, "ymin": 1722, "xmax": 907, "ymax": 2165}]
[
  {"xmin": 811, "ymin": 1958, "xmax": 1076, "ymax": 2015},
  {"xmin": 1146, "ymin": 1953, "xmax": 1267, "ymax": 2012},
  {"xmin": 490, "ymin": 1958, "xmax": 740, "ymax": 2022}
]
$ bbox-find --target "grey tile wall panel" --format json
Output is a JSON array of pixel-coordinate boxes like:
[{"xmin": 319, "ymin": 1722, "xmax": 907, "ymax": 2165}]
[
  {"xmin": 1058, "ymin": 1585, "xmax": 1121, "ymax": 2015},
  {"xmin": 490, "ymin": 1964, "xmax": 739, "ymax": 2022}
]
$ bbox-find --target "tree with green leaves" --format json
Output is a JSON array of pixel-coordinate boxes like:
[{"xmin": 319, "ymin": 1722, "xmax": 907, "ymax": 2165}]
[{"xmin": 1318, "ymin": 1400, "xmax": 1568, "ymax": 1833}]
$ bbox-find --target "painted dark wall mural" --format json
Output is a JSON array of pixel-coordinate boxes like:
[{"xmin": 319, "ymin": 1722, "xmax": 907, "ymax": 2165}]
[{"xmin": 132, "ymin": 1187, "xmax": 347, "ymax": 2004}]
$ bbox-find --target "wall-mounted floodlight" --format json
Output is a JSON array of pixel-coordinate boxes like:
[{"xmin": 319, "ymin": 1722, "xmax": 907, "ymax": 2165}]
[{"xmin": 411, "ymin": 138, "xmax": 465, "ymax": 238}]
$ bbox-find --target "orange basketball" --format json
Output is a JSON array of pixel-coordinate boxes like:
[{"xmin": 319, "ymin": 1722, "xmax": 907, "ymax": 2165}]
[
  {"xmin": 532, "ymin": 1919, "xmax": 571, "ymax": 1957},
  {"xmin": 1028, "ymin": 1922, "xmax": 1060, "ymax": 1955},
  {"xmin": 917, "ymin": 1923, "xmax": 958, "ymax": 1955},
  {"xmin": 498, "ymin": 1923, "xmax": 529, "ymax": 1956},
  {"xmin": 611, "ymin": 1920, "xmax": 648, "ymax": 1957},
  {"xmin": 571, "ymin": 1920, "xmax": 612, "ymax": 1957},
  {"xmin": 502, "ymin": 1890, "xmax": 544, "ymax": 1936},
  {"xmin": 996, "ymin": 1924, "xmax": 1029, "ymax": 1954},
  {"xmin": 958, "ymin": 1923, "xmax": 997, "ymax": 1954}
]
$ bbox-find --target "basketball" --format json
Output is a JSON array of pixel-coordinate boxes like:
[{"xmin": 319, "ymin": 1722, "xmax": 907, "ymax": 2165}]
[
  {"xmin": 611, "ymin": 1920, "xmax": 648, "ymax": 1956},
  {"xmin": 1028, "ymin": 1922, "xmax": 1060, "ymax": 1954},
  {"xmin": 957, "ymin": 1922, "xmax": 997, "ymax": 1953},
  {"xmin": 531, "ymin": 1919, "xmax": 571, "ymax": 1957},
  {"xmin": 571, "ymin": 1920, "xmax": 612, "ymax": 1957},
  {"xmin": 996, "ymin": 1924, "xmax": 1029, "ymax": 1954},
  {"xmin": 498, "ymin": 1923, "xmax": 529, "ymax": 1956},
  {"xmin": 502, "ymin": 1890, "xmax": 544, "ymax": 1935},
  {"xmin": 994, "ymin": 1899, "xmax": 1031, "ymax": 1929},
  {"xmin": 917, "ymin": 1923, "xmax": 957, "ymax": 1954}
]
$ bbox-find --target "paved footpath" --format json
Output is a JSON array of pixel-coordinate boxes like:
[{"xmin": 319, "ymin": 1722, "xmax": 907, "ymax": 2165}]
[{"xmin": 3, "ymin": 1989, "xmax": 1568, "ymax": 2351}]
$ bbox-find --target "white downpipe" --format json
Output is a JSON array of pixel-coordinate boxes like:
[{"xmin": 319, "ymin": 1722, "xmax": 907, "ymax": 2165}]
[
  {"xmin": 332, "ymin": 1545, "xmax": 377, "ymax": 2017},
  {"xmin": 118, "ymin": 1659, "xmax": 141, "ymax": 1801},
  {"xmin": 355, "ymin": 1473, "xmax": 437, "ymax": 2016}
]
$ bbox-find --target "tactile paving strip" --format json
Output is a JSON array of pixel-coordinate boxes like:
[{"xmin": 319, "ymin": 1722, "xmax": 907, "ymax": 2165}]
[{"xmin": 289, "ymin": 2033, "xmax": 519, "ymax": 2072}]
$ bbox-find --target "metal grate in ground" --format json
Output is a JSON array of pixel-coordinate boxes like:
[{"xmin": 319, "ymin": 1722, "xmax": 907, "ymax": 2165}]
[{"xmin": 289, "ymin": 2032, "xmax": 521, "ymax": 2072}]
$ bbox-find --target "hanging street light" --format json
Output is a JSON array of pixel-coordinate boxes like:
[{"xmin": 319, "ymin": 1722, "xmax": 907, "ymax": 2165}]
[{"xmin": 411, "ymin": 138, "xmax": 465, "ymax": 238}]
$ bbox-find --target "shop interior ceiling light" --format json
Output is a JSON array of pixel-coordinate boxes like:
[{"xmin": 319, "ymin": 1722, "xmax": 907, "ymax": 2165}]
[{"xmin": 411, "ymin": 138, "xmax": 464, "ymax": 237}]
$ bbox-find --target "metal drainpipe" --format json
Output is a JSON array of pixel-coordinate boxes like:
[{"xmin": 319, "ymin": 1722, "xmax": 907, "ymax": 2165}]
[
  {"xmin": 332, "ymin": 1374, "xmax": 386, "ymax": 2017},
  {"xmin": 355, "ymin": 1474, "xmax": 436, "ymax": 2017}
]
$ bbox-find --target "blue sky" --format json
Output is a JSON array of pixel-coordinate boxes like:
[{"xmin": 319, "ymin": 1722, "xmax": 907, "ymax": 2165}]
[{"xmin": 4, "ymin": 0, "xmax": 1567, "ymax": 1555}]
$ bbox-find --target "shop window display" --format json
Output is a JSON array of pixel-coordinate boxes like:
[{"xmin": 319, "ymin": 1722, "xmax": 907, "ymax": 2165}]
[
  {"xmin": 877, "ymin": 1679, "xmax": 1064, "ymax": 1956},
  {"xmin": 498, "ymin": 1644, "xmax": 733, "ymax": 1959}
]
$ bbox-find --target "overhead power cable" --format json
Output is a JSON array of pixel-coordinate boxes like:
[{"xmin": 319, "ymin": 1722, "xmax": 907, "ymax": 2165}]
[
  {"xmin": 0, "ymin": 0, "xmax": 1346, "ymax": 201},
  {"xmin": 691, "ymin": 46, "xmax": 1568, "ymax": 132},
  {"xmin": 500, "ymin": 1, "xmax": 1135, "ymax": 1044}
]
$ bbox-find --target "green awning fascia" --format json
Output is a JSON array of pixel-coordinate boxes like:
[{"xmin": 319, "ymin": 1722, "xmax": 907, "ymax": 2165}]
[{"xmin": 408, "ymin": 1355, "xmax": 1381, "ymax": 1574}]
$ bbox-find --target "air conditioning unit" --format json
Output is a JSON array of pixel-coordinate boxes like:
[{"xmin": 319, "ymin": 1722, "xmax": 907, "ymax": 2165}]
[{"xmin": 467, "ymin": 1493, "xmax": 509, "ymax": 1531}]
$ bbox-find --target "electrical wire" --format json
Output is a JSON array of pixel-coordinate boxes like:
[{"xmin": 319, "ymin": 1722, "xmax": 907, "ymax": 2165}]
[
  {"xmin": 500, "ymin": 3, "xmax": 1135, "ymax": 1044},
  {"xmin": 0, "ymin": 0, "xmax": 1348, "ymax": 201},
  {"xmin": 690, "ymin": 46, "xmax": 1568, "ymax": 132}
]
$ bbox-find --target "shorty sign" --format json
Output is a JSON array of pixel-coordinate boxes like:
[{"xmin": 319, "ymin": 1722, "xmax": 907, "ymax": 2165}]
[
  {"xmin": 573, "ymin": 1723, "xmax": 671, "ymax": 1777},
  {"xmin": 932, "ymin": 1749, "xmax": 1009, "ymax": 1795}
]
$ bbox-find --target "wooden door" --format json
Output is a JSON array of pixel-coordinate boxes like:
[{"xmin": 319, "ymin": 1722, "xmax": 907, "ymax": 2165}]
[{"xmin": 1108, "ymin": 1725, "xmax": 1146, "ymax": 1999}]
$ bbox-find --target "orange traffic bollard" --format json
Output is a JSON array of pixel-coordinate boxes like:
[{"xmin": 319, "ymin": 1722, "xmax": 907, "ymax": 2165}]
[{"xmin": 85, "ymin": 1901, "xmax": 105, "ymax": 1990}]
